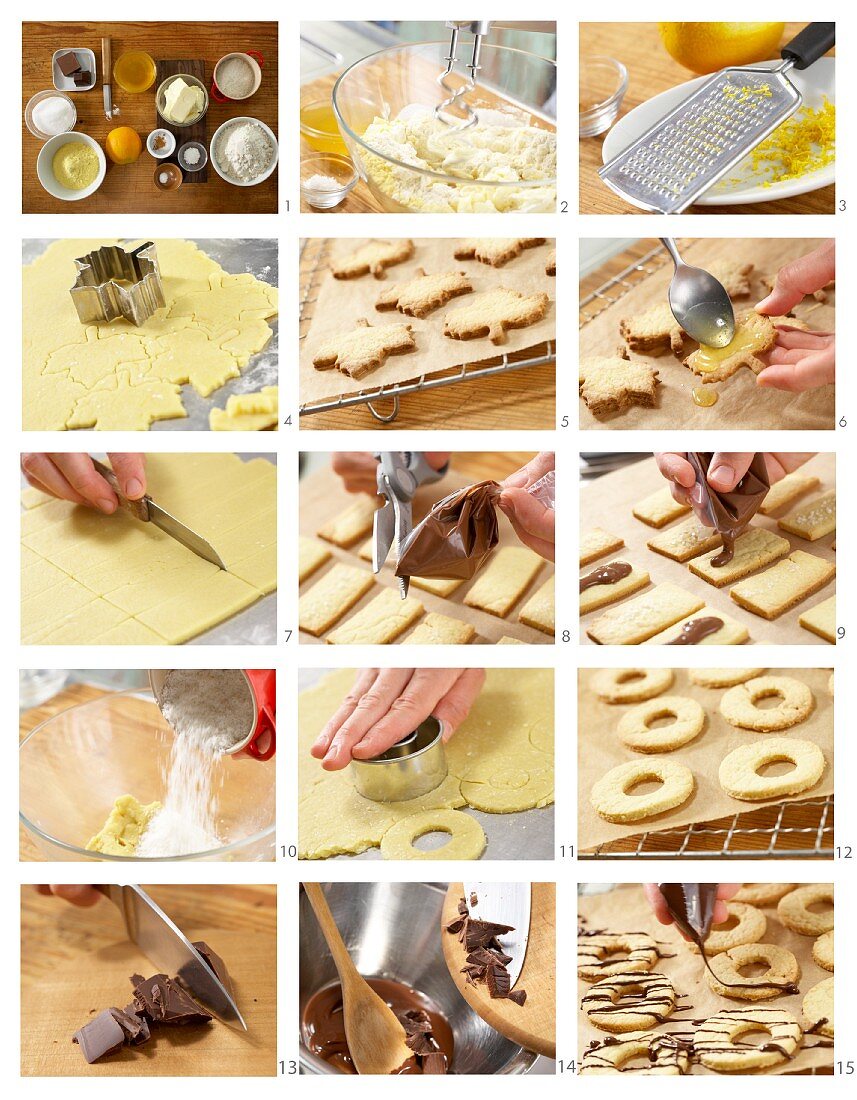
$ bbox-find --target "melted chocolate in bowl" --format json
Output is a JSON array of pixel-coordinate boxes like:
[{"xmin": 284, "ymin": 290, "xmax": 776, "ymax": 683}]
[{"xmin": 301, "ymin": 977, "xmax": 455, "ymax": 1074}]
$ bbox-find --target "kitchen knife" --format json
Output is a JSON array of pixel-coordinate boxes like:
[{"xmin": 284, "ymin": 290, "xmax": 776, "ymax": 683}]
[
  {"xmin": 101, "ymin": 38, "xmax": 113, "ymax": 119},
  {"xmin": 92, "ymin": 458, "xmax": 226, "ymax": 568},
  {"xmin": 97, "ymin": 884, "xmax": 246, "ymax": 1030},
  {"xmin": 462, "ymin": 882, "xmax": 531, "ymax": 989}
]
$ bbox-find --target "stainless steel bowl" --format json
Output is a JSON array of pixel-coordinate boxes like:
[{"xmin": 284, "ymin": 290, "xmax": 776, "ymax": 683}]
[
  {"xmin": 299, "ymin": 881, "xmax": 537, "ymax": 1075},
  {"xmin": 350, "ymin": 716, "xmax": 447, "ymax": 802}
]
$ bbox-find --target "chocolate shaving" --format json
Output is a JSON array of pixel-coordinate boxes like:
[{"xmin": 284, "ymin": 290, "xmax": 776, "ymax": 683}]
[
  {"xmin": 422, "ymin": 1051, "xmax": 448, "ymax": 1074},
  {"xmin": 446, "ymin": 897, "xmax": 527, "ymax": 1006},
  {"xmin": 464, "ymin": 918, "xmax": 514, "ymax": 952}
]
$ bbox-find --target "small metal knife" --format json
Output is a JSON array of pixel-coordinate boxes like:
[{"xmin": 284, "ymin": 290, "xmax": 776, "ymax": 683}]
[
  {"xmin": 462, "ymin": 882, "xmax": 531, "ymax": 989},
  {"xmin": 97, "ymin": 884, "xmax": 247, "ymax": 1030},
  {"xmin": 101, "ymin": 37, "xmax": 113, "ymax": 120},
  {"xmin": 93, "ymin": 458, "xmax": 226, "ymax": 568}
]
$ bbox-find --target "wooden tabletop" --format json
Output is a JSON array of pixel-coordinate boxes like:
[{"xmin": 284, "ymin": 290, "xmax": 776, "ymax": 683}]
[
  {"xmin": 23, "ymin": 21, "xmax": 278, "ymax": 213},
  {"xmin": 579, "ymin": 22, "xmax": 835, "ymax": 215}
]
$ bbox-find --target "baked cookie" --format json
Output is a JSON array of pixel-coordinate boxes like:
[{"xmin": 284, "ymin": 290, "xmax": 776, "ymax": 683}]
[
  {"xmin": 331, "ymin": 239, "xmax": 414, "ymax": 279},
  {"xmin": 577, "ymin": 931, "xmax": 660, "ymax": 982},
  {"xmin": 683, "ymin": 310, "xmax": 777, "ymax": 383},
  {"xmin": 708, "ymin": 259, "xmax": 754, "ymax": 299},
  {"xmin": 616, "ymin": 695, "xmax": 705, "ymax": 753},
  {"xmin": 688, "ymin": 902, "xmax": 766, "ymax": 956},
  {"xmin": 778, "ymin": 490, "xmax": 836, "ymax": 541},
  {"xmin": 579, "ymin": 353, "xmax": 660, "ymax": 417},
  {"xmin": 581, "ymin": 972, "xmax": 677, "ymax": 1033},
  {"xmin": 590, "ymin": 759, "xmax": 694, "ymax": 823},
  {"xmin": 706, "ymin": 943, "xmax": 800, "ymax": 1001},
  {"xmin": 375, "ymin": 268, "xmax": 473, "ymax": 317},
  {"xmin": 578, "ymin": 1031, "xmax": 690, "ymax": 1075},
  {"xmin": 799, "ymin": 596, "xmax": 837, "ymax": 644},
  {"xmin": 545, "ymin": 248, "xmax": 556, "ymax": 276},
  {"xmin": 802, "ymin": 976, "xmax": 834, "ymax": 1038},
  {"xmin": 443, "ymin": 288, "xmax": 550, "ymax": 345},
  {"xmin": 689, "ymin": 668, "xmax": 765, "ymax": 688},
  {"xmin": 619, "ymin": 302, "xmax": 685, "ymax": 356},
  {"xmin": 733, "ymin": 884, "xmax": 796, "ymax": 907},
  {"xmin": 694, "ymin": 1008, "xmax": 802, "ymax": 1072},
  {"xmin": 719, "ymin": 738, "xmax": 825, "ymax": 801},
  {"xmin": 778, "ymin": 883, "xmax": 834, "ymax": 936},
  {"xmin": 813, "ymin": 930, "xmax": 834, "ymax": 972},
  {"xmin": 580, "ymin": 527, "xmax": 624, "ymax": 567},
  {"xmin": 632, "ymin": 487, "xmax": 691, "ymax": 528},
  {"xmin": 454, "ymin": 237, "xmax": 546, "ymax": 267},
  {"xmin": 719, "ymin": 675, "xmax": 814, "ymax": 732},
  {"xmin": 312, "ymin": 318, "xmax": 417, "ymax": 379},
  {"xmin": 730, "ymin": 550, "xmax": 835, "ymax": 621},
  {"xmin": 759, "ymin": 470, "xmax": 821, "ymax": 516},
  {"xmin": 590, "ymin": 668, "xmax": 673, "ymax": 704}
]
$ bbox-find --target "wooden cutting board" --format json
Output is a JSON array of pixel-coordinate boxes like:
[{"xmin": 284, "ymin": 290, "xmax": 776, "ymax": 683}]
[
  {"xmin": 21, "ymin": 927, "xmax": 275, "ymax": 1076},
  {"xmin": 441, "ymin": 882, "xmax": 555, "ymax": 1058}
]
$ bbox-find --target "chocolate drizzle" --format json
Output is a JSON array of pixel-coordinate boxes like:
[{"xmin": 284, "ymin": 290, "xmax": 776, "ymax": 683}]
[
  {"xmin": 686, "ymin": 452, "xmax": 769, "ymax": 566},
  {"xmin": 666, "ymin": 616, "xmax": 724, "ymax": 645},
  {"xmin": 580, "ymin": 560, "xmax": 633, "ymax": 593}
]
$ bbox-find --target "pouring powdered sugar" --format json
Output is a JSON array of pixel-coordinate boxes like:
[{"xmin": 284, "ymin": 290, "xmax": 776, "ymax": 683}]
[
  {"xmin": 214, "ymin": 120, "xmax": 275, "ymax": 181},
  {"xmin": 136, "ymin": 670, "xmax": 252, "ymax": 857}
]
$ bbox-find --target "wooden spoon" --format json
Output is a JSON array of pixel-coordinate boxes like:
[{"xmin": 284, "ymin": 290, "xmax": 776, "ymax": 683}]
[{"xmin": 303, "ymin": 883, "xmax": 414, "ymax": 1075}]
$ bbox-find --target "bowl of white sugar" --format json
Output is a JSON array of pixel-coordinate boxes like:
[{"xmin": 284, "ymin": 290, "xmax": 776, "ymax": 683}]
[{"xmin": 210, "ymin": 116, "xmax": 278, "ymax": 186}]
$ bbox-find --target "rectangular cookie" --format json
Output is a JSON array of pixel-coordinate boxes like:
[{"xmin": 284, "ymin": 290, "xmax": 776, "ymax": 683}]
[
  {"xmin": 798, "ymin": 595, "xmax": 836, "ymax": 644},
  {"xmin": 644, "ymin": 604, "xmax": 749, "ymax": 645},
  {"xmin": 687, "ymin": 527, "xmax": 790, "ymax": 587},
  {"xmin": 580, "ymin": 527, "xmax": 624, "ymax": 567},
  {"xmin": 317, "ymin": 496, "xmax": 379, "ymax": 549},
  {"xmin": 402, "ymin": 612, "xmax": 475, "ymax": 645},
  {"xmin": 632, "ymin": 486, "xmax": 691, "ymax": 529},
  {"xmin": 519, "ymin": 575, "xmax": 555, "ymax": 635},
  {"xmin": 327, "ymin": 588, "xmax": 424, "ymax": 645},
  {"xmin": 777, "ymin": 491, "xmax": 836, "ymax": 541},
  {"xmin": 759, "ymin": 471, "xmax": 820, "ymax": 515},
  {"xmin": 587, "ymin": 583, "xmax": 705, "ymax": 646},
  {"xmin": 647, "ymin": 517, "xmax": 723, "ymax": 563},
  {"xmin": 298, "ymin": 564, "xmax": 374, "ymax": 637},
  {"xmin": 497, "ymin": 636, "xmax": 525, "ymax": 644},
  {"xmin": 298, "ymin": 536, "xmax": 331, "ymax": 583},
  {"xmin": 730, "ymin": 550, "xmax": 835, "ymax": 620},
  {"xmin": 358, "ymin": 535, "xmax": 463, "ymax": 596},
  {"xmin": 580, "ymin": 563, "xmax": 650, "ymax": 615},
  {"xmin": 464, "ymin": 548, "xmax": 543, "ymax": 618}
]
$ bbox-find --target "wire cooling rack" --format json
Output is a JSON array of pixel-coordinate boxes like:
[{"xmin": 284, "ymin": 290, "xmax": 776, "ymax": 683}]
[
  {"xmin": 580, "ymin": 795, "xmax": 834, "ymax": 859},
  {"xmin": 300, "ymin": 238, "xmax": 556, "ymax": 423},
  {"xmin": 579, "ymin": 242, "xmax": 670, "ymax": 327}
]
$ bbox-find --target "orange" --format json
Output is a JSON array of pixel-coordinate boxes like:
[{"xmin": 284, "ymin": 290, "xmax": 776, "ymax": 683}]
[
  {"xmin": 105, "ymin": 126, "xmax": 143, "ymax": 165},
  {"xmin": 658, "ymin": 22, "xmax": 786, "ymax": 75}
]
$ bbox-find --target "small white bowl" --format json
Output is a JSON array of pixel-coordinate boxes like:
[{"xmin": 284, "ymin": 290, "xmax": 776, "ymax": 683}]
[
  {"xmin": 147, "ymin": 128, "xmax": 176, "ymax": 159},
  {"xmin": 37, "ymin": 133, "xmax": 106, "ymax": 201},
  {"xmin": 209, "ymin": 116, "xmax": 278, "ymax": 187}
]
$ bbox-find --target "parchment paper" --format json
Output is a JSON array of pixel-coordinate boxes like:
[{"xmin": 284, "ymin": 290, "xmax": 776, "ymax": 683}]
[
  {"xmin": 579, "ymin": 238, "xmax": 834, "ymax": 431},
  {"xmin": 577, "ymin": 668, "xmax": 833, "ymax": 851},
  {"xmin": 579, "ymin": 453, "xmax": 836, "ymax": 645},
  {"xmin": 578, "ymin": 884, "xmax": 834, "ymax": 1075},
  {"xmin": 299, "ymin": 464, "xmax": 554, "ymax": 645},
  {"xmin": 301, "ymin": 237, "xmax": 556, "ymax": 402}
]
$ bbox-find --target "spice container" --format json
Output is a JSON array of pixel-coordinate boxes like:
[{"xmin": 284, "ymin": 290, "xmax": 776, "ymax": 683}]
[
  {"xmin": 300, "ymin": 153, "xmax": 357, "ymax": 209},
  {"xmin": 211, "ymin": 51, "xmax": 263, "ymax": 102},
  {"xmin": 146, "ymin": 128, "xmax": 176, "ymax": 159},
  {"xmin": 579, "ymin": 56, "xmax": 628, "ymax": 137},
  {"xmin": 178, "ymin": 141, "xmax": 208, "ymax": 172},
  {"xmin": 25, "ymin": 90, "xmax": 77, "ymax": 141},
  {"xmin": 154, "ymin": 163, "xmax": 183, "ymax": 191}
]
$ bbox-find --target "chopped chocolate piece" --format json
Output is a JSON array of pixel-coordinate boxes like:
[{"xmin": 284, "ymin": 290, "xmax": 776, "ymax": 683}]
[
  {"xmin": 72, "ymin": 1010, "xmax": 126, "ymax": 1063},
  {"xmin": 56, "ymin": 50, "xmax": 81, "ymax": 76},
  {"xmin": 508, "ymin": 990, "xmax": 528, "ymax": 1006},
  {"xmin": 132, "ymin": 973, "xmax": 213, "ymax": 1025},
  {"xmin": 109, "ymin": 1005, "xmax": 151, "ymax": 1046},
  {"xmin": 406, "ymin": 1030, "xmax": 436, "ymax": 1055},
  {"xmin": 457, "ymin": 898, "xmax": 469, "ymax": 916},
  {"xmin": 464, "ymin": 918, "xmax": 514, "ymax": 952},
  {"xmin": 466, "ymin": 947, "xmax": 499, "ymax": 968},
  {"xmin": 191, "ymin": 941, "xmax": 231, "ymax": 987},
  {"xmin": 73, "ymin": 70, "xmax": 91, "ymax": 86},
  {"xmin": 486, "ymin": 964, "xmax": 511, "ymax": 999},
  {"xmin": 469, "ymin": 892, "xmax": 478, "ymax": 907},
  {"xmin": 445, "ymin": 897, "xmax": 527, "ymax": 1008},
  {"xmin": 445, "ymin": 917, "xmax": 465, "ymax": 935},
  {"xmin": 422, "ymin": 1051, "xmax": 448, "ymax": 1074},
  {"xmin": 401, "ymin": 1009, "xmax": 432, "ymax": 1033}
]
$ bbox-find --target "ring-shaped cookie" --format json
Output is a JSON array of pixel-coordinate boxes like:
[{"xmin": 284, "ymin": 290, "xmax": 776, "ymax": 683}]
[
  {"xmin": 718, "ymin": 737, "xmax": 825, "ymax": 801},
  {"xmin": 777, "ymin": 883, "xmax": 834, "ymax": 936},
  {"xmin": 577, "ymin": 932, "xmax": 660, "ymax": 982},
  {"xmin": 707, "ymin": 943, "xmax": 800, "ymax": 1000},
  {"xmin": 590, "ymin": 759, "xmax": 694, "ymax": 823},
  {"xmin": 695, "ymin": 1008, "xmax": 802, "ymax": 1072},
  {"xmin": 688, "ymin": 902, "xmax": 766, "ymax": 956},
  {"xmin": 802, "ymin": 976, "xmax": 834, "ymax": 1038},
  {"xmin": 689, "ymin": 668, "xmax": 766, "ymax": 688},
  {"xmin": 579, "ymin": 1031, "xmax": 690, "ymax": 1075},
  {"xmin": 379, "ymin": 808, "xmax": 486, "ymax": 861},
  {"xmin": 581, "ymin": 972, "xmax": 677, "ymax": 1033},
  {"xmin": 591, "ymin": 668, "xmax": 674, "ymax": 704},
  {"xmin": 813, "ymin": 930, "xmax": 834, "ymax": 972},
  {"xmin": 733, "ymin": 883, "xmax": 796, "ymax": 907},
  {"xmin": 719, "ymin": 675, "xmax": 814, "ymax": 732},
  {"xmin": 617, "ymin": 695, "xmax": 705, "ymax": 753}
]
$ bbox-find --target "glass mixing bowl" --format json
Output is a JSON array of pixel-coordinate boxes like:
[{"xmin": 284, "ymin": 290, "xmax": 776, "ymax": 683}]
[
  {"xmin": 332, "ymin": 42, "xmax": 557, "ymax": 213},
  {"xmin": 20, "ymin": 690, "xmax": 275, "ymax": 861}
]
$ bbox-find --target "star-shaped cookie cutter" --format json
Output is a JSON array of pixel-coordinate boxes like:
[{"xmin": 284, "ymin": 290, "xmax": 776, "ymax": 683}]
[{"xmin": 70, "ymin": 242, "xmax": 166, "ymax": 326}]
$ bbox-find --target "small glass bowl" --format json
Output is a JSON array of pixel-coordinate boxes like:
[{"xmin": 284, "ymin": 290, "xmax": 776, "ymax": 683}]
[
  {"xmin": 156, "ymin": 72, "xmax": 208, "ymax": 127},
  {"xmin": 299, "ymin": 96, "xmax": 348, "ymax": 155},
  {"xmin": 579, "ymin": 56, "xmax": 628, "ymax": 137},
  {"xmin": 178, "ymin": 140, "xmax": 208, "ymax": 172},
  {"xmin": 25, "ymin": 89, "xmax": 76, "ymax": 142},
  {"xmin": 300, "ymin": 153, "xmax": 358, "ymax": 209}
]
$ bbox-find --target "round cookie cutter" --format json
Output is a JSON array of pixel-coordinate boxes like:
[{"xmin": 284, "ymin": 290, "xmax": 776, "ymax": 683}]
[{"xmin": 351, "ymin": 716, "xmax": 447, "ymax": 802}]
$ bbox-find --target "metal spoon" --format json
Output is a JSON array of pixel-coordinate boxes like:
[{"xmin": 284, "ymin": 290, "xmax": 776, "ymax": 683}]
[{"xmin": 660, "ymin": 237, "xmax": 734, "ymax": 348}]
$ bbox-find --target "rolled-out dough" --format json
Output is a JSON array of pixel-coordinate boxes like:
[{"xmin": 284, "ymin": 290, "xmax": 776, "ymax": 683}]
[
  {"xmin": 298, "ymin": 668, "xmax": 554, "ymax": 859},
  {"xmin": 23, "ymin": 239, "xmax": 278, "ymax": 430}
]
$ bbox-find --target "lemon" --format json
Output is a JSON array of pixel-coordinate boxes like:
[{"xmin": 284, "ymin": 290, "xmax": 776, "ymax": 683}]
[
  {"xmin": 658, "ymin": 22, "xmax": 786, "ymax": 75},
  {"xmin": 105, "ymin": 126, "xmax": 143, "ymax": 165}
]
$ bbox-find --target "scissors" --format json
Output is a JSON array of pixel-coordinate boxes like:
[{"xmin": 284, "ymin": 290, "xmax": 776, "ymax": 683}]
[{"xmin": 373, "ymin": 452, "xmax": 447, "ymax": 598}]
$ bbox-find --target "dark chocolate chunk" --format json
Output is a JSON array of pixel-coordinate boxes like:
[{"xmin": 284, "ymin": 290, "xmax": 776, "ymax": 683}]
[
  {"xmin": 132, "ymin": 973, "xmax": 213, "ymax": 1025},
  {"xmin": 469, "ymin": 892, "xmax": 478, "ymax": 907},
  {"xmin": 422, "ymin": 1051, "xmax": 448, "ymax": 1074},
  {"xmin": 464, "ymin": 918, "xmax": 514, "ymax": 952},
  {"xmin": 445, "ymin": 917, "xmax": 465, "ymax": 934},
  {"xmin": 109, "ymin": 1004, "xmax": 150, "ymax": 1046},
  {"xmin": 72, "ymin": 1010, "xmax": 126, "ymax": 1063},
  {"xmin": 486, "ymin": 964, "xmax": 511, "ymax": 999},
  {"xmin": 191, "ymin": 941, "xmax": 231, "ymax": 987},
  {"xmin": 508, "ymin": 990, "xmax": 528, "ymax": 1006},
  {"xmin": 56, "ymin": 50, "xmax": 81, "ymax": 76},
  {"xmin": 73, "ymin": 70, "xmax": 91, "ymax": 86}
]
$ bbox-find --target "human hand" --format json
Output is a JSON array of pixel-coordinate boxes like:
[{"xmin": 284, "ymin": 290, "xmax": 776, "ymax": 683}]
[
  {"xmin": 36, "ymin": 885, "xmax": 102, "ymax": 907},
  {"xmin": 756, "ymin": 240, "xmax": 835, "ymax": 316},
  {"xmin": 331, "ymin": 452, "xmax": 451, "ymax": 496},
  {"xmin": 643, "ymin": 883, "xmax": 740, "ymax": 939},
  {"xmin": 21, "ymin": 453, "xmax": 147, "ymax": 514},
  {"xmin": 499, "ymin": 451, "xmax": 555, "ymax": 561},
  {"xmin": 310, "ymin": 668, "xmax": 485, "ymax": 771}
]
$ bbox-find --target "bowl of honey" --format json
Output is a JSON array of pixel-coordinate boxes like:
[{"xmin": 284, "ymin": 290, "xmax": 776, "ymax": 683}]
[{"xmin": 113, "ymin": 50, "xmax": 157, "ymax": 94}]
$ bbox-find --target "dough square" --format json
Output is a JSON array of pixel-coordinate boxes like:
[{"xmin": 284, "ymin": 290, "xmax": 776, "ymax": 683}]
[
  {"xmin": 96, "ymin": 619, "xmax": 169, "ymax": 645},
  {"xmin": 46, "ymin": 599, "xmax": 130, "ymax": 644},
  {"xmin": 519, "ymin": 575, "xmax": 555, "ymax": 635},
  {"xmin": 298, "ymin": 564, "xmax": 375, "ymax": 637},
  {"xmin": 777, "ymin": 491, "xmax": 836, "ymax": 541},
  {"xmin": 402, "ymin": 612, "xmax": 475, "ymax": 645},
  {"xmin": 730, "ymin": 551, "xmax": 836, "ymax": 620},
  {"xmin": 647, "ymin": 517, "xmax": 723, "ymax": 563},
  {"xmin": 298, "ymin": 537, "xmax": 331, "ymax": 584},
  {"xmin": 327, "ymin": 588, "xmax": 424, "ymax": 645},
  {"xmin": 799, "ymin": 595, "xmax": 837, "ymax": 643},
  {"xmin": 464, "ymin": 548, "xmax": 544, "ymax": 618},
  {"xmin": 136, "ymin": 572, "xmax": 259, "ymax": 644},
  {"xmin": 687, "ymin": 527, "xmax": 790, "ymax": 587},
  {"xmin": 229, "ymin": 545, "xmax": 277, "ymax": 594},
  {"xmin": 759, "ymin": 471, "xmax": 821, "ymax": 515},
  {"xmin": 587, "ymin": 583, "xmax": 705, "ymax": 646},
  {"xmin": 21, "ymin": 549, "xmax": 70, "ymax": 600},
  {"xmin": 643, "ymin": 605, "xmax": 749, "ymax": 645},
  {"xmin": 580, "ymin": 563, "xmax": 650, "ymax": 615},
  {"xmin": 632, "ymin": 487, "xmax": 691, "ymax": 528},
  {"xmin": 317, "ymin": 496, "xmax": 380, "ymax": 549},
  {"xmin": 580, "ymin": 527, "xmax": 624, "ymax": 567},
  {"xmin": 21, "ymin": 578, "xmax": 95, "ymax": 642}
]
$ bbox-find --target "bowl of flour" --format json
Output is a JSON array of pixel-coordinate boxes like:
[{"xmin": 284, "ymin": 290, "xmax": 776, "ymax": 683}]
[{"xmin": 210, "ymin": 116, "xmax": 278, "ymax": 186}]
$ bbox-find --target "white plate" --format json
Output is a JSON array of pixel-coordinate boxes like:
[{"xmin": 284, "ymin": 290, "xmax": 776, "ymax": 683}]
[
  {"xmin": 52, "ymin": 48, "xmax": 97, "ymax": 92},
  {"xmin": 602, "ymin": 57, "xmax": 835, "ymax": 206}
]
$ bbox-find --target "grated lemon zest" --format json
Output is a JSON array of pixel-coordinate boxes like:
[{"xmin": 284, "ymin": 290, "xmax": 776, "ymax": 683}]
[{"xmin": 746, "ymin": 97, "xmax": 836, "ymax": 185}]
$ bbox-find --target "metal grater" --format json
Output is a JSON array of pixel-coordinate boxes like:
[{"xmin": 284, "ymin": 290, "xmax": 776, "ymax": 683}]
[{"xmin": 599, "ymin": 22, "xmax": 834, "ymax": 213}]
